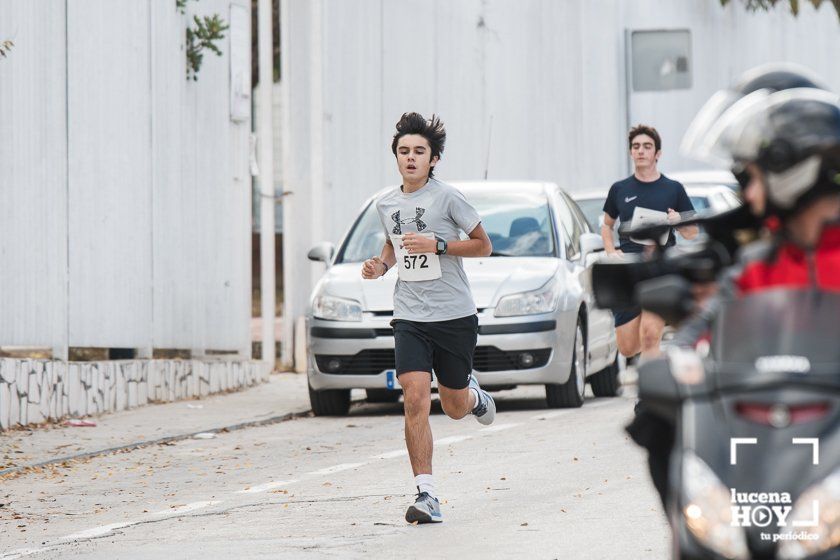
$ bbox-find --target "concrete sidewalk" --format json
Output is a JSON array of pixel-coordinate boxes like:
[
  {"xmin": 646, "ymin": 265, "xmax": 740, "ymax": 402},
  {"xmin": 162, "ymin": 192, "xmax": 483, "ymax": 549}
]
[{"xmin": 0, "ymin": 372, "xmax": 311, "ymax": 475}]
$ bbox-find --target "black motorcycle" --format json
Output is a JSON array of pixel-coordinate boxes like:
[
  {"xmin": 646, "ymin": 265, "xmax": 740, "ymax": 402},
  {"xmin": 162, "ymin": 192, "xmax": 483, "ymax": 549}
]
[{"xmin": 639, "ymin": 289, "xmax": 840, "ymax": 560}]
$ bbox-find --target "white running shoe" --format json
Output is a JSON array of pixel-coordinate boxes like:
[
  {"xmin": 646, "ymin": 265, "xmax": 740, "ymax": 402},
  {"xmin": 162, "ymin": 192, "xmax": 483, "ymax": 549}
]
[
  {"xmin": 469, "ymin": 374, "xmax": 496, "ymax": 425},
  {"xmin": 405, "ymin": 491, "xmax": 443, "ymax": 524}
]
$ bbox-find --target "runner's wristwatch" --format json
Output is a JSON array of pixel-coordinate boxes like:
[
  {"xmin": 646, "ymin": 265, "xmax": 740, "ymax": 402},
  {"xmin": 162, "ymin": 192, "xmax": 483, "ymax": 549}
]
[{"xmin": 435, "ymin": 238, "xmax": 447, "ymax": 255}]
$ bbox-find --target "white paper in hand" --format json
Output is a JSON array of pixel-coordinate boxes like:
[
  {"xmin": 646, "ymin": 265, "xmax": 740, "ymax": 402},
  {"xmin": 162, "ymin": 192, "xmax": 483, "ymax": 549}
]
[
  {"xmin": 390, "ymin": 233, "xmax": 442, "ymax": 281},
  {"xmin": 629, "ymin": 207, "xmax": 670, "ymax": 246}
]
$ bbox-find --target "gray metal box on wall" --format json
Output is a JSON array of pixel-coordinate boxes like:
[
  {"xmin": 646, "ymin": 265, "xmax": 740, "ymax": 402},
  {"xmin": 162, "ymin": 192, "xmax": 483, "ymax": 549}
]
[{"xmin": 630, "ymin": 29, "xmax": 692, "ymax": 92}]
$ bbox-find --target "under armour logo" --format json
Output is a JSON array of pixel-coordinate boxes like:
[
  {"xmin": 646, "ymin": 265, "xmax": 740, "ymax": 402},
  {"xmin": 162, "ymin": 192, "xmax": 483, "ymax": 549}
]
[{"xmin": 391, "ymin": 207, "xmax": 427, "ymax": 234}]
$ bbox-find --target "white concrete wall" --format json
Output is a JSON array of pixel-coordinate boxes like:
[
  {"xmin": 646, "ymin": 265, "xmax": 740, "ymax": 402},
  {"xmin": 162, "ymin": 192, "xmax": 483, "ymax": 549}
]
[
  {"xmin": 0, "ymin": 0, "xmax": 252, "ymax": 355},
  {"xmin": 0, "ymin": 358, "xmax": 271, "ymax": 431},
  {"xmin": 280, "ymin": 0, "xmax": 840, "ymax": 356}
]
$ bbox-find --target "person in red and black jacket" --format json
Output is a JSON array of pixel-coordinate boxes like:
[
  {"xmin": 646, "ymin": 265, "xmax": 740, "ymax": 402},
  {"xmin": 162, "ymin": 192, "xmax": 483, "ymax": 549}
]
[
  {"xmin": 674, "ymin": 86, "xmax": 840, "ymax": 348},
  {"xmin": 628, "ymin": 66, "xmax": 840, "ymax": 511}
]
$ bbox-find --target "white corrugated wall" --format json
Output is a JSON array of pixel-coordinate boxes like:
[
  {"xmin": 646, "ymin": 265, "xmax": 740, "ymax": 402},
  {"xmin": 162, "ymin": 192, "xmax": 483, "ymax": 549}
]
[
  {"xmin": 280, "ymin": 0, "xmax": 840, "ymax": 357},
  {"xmin": 0, "ymin": 0, "xmax": 252, "ymax": 356},
  {"xmin": 0, "ymin": 1, "xmax": 69, "ymax": 352}
]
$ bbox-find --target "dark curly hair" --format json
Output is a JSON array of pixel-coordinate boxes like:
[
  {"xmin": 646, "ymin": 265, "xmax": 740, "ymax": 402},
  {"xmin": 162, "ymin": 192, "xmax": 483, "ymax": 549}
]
[
  {"xmin": 391, "ymin": 112, "xmax": 446, "ymax": 178},
  {"xmin": 628, "ymin": 124, "xmax": 662, "ymax": 152}
]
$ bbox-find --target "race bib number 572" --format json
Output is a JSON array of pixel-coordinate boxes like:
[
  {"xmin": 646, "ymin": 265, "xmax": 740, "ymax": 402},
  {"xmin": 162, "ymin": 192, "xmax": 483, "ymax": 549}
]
[{"xmin": 389, "ymin": 233, "xmax": 442, "ymax": 282}]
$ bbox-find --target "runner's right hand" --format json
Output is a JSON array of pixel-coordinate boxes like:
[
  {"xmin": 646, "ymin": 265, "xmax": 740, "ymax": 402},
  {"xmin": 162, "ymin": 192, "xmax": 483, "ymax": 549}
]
[{"xmin": 362, "ymin": 256, "xmax": 385, "ymax": 279}]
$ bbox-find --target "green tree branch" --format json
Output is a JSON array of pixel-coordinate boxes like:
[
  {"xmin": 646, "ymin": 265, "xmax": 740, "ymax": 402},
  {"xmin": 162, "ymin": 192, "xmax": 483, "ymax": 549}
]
[
  {"xmin": 0, "ymin": 40, "xmax": 14, "ymax": 59},
  {"xmin": 719, "ymin": 0, "xmax": 840, "ymax": 20},
  {"xmin": 178, "ymin": 0, "xmax": 229, "ymax": 82}
]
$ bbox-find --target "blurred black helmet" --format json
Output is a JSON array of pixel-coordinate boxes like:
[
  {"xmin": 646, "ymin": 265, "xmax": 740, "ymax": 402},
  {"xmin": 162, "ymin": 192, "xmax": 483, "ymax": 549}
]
[
  {"xmin": 681, "ymin": 63, "xmax": 830, "ymax": 167},
  {"xmin": 682, "ymin": 64, "xmax": 840, "ymax": 215},
  {"xmin": 733, "ymin": 63, "xmax": 828, "ymax": 96},
  {"xmin": 695, "ymin": 89, "xmax": 840, "ymax": 213}
]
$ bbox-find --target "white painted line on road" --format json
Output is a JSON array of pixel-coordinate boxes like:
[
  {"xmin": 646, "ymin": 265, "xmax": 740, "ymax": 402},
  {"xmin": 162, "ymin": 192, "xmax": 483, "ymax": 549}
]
[
  {"xmin": 307, "ymin": 462, "xmax": 367, "ymax": 476},
  {"xmin": 151, "ymin": 500, "xmax": 222, "ymax": 516},
  {"xmin": 371, "ymin": 449, "xmax": 408, "ymax": 460},
  {"xmin": 434, "ymin": 435, "xmax": 472, "ymax": 445},
  {"xmin": 236, "ymin": 480, "xmax": 298, "ymax": 494},
  {"xmin": 61, "ymin": 522, "xmax": 133, "ymax": 541},
  {"xmin": 479, "ymin": 423, "xmax": 520, "ymax": 433},
  {"xmin": 0, "ymin": 548, "xmax": 56, "ymax": 560},
  {"xmin": 27, "ymin": 500, "xmax": 225, "ymax": 555}
]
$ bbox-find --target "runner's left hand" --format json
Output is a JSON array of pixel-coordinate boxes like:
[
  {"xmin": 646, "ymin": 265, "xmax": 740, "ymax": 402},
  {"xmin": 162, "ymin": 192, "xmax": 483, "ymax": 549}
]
[
  {"xmin": 403, "ymin": 232, "xmax": 436, "ymax": 254},
  {"xmin": 667, "ymin": 208, "xmax": 681, "ymax": 225}
]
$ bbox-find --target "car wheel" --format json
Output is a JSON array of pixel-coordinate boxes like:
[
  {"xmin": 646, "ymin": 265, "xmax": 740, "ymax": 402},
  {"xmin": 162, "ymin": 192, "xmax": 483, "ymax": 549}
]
[
  {"xmin": 545, "ymin": 321, "xmax": 585, "ymax": 408},
  {"xmin": 365, "ymin": 388, "xmax": 401, "ymax": 403},
  {"xmin": 308, "ymin": 383, "xmax": 351, "ymax": 416},
  {"xmin": 589, "ymin": 354, "xmax": 622, "ymax": 397}
]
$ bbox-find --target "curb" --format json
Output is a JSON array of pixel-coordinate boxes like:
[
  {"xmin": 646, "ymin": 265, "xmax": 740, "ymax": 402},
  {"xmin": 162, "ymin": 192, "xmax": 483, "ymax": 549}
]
[{"xmin": 0, "ymin": 407, "xmax": 314, "ymax": 479}]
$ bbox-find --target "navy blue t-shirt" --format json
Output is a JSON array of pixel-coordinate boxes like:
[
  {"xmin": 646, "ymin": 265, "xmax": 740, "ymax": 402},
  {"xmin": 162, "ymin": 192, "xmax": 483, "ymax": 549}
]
[{"xmin": 602, "ymin": 174, "xmax": 694, "ymax": 253}]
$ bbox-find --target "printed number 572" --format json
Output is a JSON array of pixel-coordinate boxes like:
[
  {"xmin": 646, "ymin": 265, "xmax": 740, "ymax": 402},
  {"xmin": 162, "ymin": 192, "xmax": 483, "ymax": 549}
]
[{"xmin": 403, "ymin": 255, "xmax": 429, "ymax": 269}]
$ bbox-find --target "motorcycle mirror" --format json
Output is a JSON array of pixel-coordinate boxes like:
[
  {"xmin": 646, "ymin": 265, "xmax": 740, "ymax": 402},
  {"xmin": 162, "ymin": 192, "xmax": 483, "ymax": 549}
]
[
  {"xmin": 592, "ymin": 261, "xmax": 639, "ymax": 309},
  {"xmin": 636, "ymin": 275, "xmax": 694, "ymax": 325},
  {"xmin": 637, "ymin": 357, "xmax": 682, "ymax": 419}
]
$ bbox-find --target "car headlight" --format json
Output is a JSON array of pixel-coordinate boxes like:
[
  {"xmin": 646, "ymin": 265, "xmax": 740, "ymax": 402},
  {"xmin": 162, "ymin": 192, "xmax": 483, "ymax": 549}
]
[
  {"xmin": 494, "ymin": 279, "xmax": 559, "ymax": 317},
  {"xmin": 778, "ymin": 467, "xmax": 840, "ymax": 559},
  {"xmin": 682, "ymin": 450, "xmax": 750, "ymax": 560},
  {"xmin": 312, "ymin": 295, "xmax": 363, "ymax": 322}
]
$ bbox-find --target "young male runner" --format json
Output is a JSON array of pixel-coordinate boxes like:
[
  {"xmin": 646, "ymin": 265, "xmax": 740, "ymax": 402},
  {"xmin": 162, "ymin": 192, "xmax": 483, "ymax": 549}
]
[
  {"xmin": 601, "ymin": 124, "xmax": 698, "ymax": 358},
  {"xmin": 361, "ymin": 112, "xmax": 494, "ymax": 524}
]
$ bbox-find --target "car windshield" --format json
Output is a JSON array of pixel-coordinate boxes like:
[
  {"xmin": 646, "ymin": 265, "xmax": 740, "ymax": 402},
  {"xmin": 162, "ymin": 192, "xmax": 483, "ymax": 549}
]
[
  {"xmin": 336, "ymin": 190, "xmax": 555, "ymax": 263},
  {"xmin": 574, "ymin": 197, "xmax": 605, "ymax": 230}
]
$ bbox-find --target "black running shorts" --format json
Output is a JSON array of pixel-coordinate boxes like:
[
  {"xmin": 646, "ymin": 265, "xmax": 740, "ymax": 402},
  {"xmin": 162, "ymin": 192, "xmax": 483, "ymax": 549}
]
[
  {"xmin": 613, "ymin": 307, "xmax": 641, "ymax": 327},
  {"xmin": 391, "ymin": 315, "xmax": 478, "ymax": 390}
]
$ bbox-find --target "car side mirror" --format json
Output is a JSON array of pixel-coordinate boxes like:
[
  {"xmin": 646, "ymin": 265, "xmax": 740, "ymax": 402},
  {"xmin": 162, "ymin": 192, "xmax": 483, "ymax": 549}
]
[
  {"xmin": 307, "ymin": 242, "xmax": 335, "ymax": 267},
  {"xmin": 579, "ymin": 233, "xmax": 604, "ymax": 262}
]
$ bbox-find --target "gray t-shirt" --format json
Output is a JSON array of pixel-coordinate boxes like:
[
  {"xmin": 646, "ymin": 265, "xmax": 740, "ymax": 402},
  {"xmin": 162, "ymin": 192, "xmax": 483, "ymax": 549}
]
[{"xmin": 376, "ymin": 178, "xmax": 481, "ymax": 322}]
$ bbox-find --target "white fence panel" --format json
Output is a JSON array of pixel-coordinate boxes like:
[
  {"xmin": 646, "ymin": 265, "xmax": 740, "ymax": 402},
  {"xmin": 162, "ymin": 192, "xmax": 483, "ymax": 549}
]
[
  {"xmin": 1, "ymin": 0, "xmax": 252, "ymax": 354},
  {"xmin": 0, "ymin": 2, "xmax": 68, "ymax": 350},
  {"xmin": 152, "ymin": 0, "xmax": 194, "ymax": 349},
  {"xmin": 67, "ymin": 0, "xmax": 153, "ymax": 348},
  {"xmin": 192, "ymin": 0, "xmax": 251, "ymax": 352}
]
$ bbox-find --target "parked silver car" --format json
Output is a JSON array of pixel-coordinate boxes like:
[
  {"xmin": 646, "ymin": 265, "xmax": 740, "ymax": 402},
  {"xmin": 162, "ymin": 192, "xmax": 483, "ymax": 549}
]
[{"xmin": 306, "ymin": 182, "xmax": 620, "ymax": 415}]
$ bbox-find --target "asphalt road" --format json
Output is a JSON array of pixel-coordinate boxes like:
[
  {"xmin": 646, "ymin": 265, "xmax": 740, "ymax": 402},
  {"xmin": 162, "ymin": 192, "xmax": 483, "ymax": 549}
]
[{"xmin": 1, "ymin": 385, "xmax": 670, "ymax": 560}]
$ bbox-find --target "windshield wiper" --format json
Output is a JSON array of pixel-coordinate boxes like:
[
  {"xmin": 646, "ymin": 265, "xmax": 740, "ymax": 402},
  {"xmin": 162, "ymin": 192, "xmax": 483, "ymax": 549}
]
[{"xmin": 490, "ymin": 251, "xmax": 516, "ymax": 257}]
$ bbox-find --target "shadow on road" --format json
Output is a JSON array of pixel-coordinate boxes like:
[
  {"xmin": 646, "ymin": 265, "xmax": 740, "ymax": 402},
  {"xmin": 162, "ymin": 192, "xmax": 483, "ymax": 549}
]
[{"xmin": 347, "ymin": 391, "xmax": 623, "ymax": 418}]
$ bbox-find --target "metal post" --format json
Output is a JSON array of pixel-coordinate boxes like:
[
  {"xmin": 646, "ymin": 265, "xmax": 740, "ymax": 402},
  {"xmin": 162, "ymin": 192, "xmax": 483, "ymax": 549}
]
[
  {"xmin": 278, "ymin": 0, "xmax": 294, "ymax": 370},
  {"xmin": 257, "ymin": 0, "xmax": 276, "ymax": 369}
]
